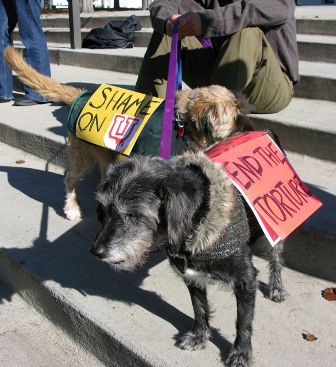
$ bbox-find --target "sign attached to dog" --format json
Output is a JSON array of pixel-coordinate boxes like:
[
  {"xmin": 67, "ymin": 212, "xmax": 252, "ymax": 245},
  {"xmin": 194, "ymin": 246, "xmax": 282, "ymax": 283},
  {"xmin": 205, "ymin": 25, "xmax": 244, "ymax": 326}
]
[
  {"xmin": 206, "ymin": 132, "xmax": 322, "ymax": 246},
  {"xmin": 75, "ymin": 84, "xmax": 164, "ymax": 155}
]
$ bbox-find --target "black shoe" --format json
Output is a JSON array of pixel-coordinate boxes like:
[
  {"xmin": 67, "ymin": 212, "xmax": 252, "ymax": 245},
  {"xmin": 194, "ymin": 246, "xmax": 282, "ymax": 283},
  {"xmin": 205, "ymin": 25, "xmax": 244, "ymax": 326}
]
[
  {"xmin": 13, "ymin": 97, "xmax": 39, "ymax": 106},
  {"xmin": 0, "ymin": 98, "xmax": 12, "ymax": 103}
]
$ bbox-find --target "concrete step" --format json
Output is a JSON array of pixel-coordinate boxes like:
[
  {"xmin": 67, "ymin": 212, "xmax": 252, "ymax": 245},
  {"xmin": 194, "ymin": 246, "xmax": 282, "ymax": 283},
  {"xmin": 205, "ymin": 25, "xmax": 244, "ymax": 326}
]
[
  {"xmin": 13, "ymin": 27, "xmax": 153, "ymax": 48},
  {"xmin": 297, "ymin": 34, "xmax": 336, "ymax": 63},
  {"xmin": 12, "ymin": 42, "xmax": 336, "ymax": 104},
  {"xmin": 7, "ymin": 61, "xmax": 336, "ymax": 162},
  {"xmin": 38, "ymin": 7, "xmax": 336, "ymax": 37},
  {"xmin": 296, "ymin": 17, "xmax": 336, "ymax": 36},
  {"xmin": 45, "ymin": 43, "xmax": 146, "ymax": 74},
  {"xmin": 251, "ymin": 98, "xmax": 336, "ymax": 162},
  {"xmin": 40, "ymin": 10, "xmax": 152, "ymax": 29},
  {"xmin": 11, "ymin": 6, "xmax": 335, "ymax": 68},
  {"xmin": 0, "ymin": 135, "xmax": 336, "ymax": 367},
  {"xmin": 295, "ymin": 61, "xmax": 336, "ymax": 102},
  {"xmin": 295, "ymin": 4, "xmax": 336, "ymax": 36},
  {"xmin": 13, "ymin": 26, "xmax": 336, "ymax": 64}
]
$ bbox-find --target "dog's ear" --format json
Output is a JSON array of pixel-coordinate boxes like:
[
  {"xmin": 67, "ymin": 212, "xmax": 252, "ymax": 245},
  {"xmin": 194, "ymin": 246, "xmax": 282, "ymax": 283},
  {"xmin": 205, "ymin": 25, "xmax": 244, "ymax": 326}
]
[
  {"xmin": 160, "ymin": 165, "xmax": 209, "ymax": 251},
  {"xmin": 198, "ymin": 103, "xmax": 218, "ymax": 140},
  {"xmin": 232, "ymin": 90, "xmax": 255, "ymax": 115},
  {"xmin": 160, "ymin": 184, "xmax": 192, "ymax": 250}
]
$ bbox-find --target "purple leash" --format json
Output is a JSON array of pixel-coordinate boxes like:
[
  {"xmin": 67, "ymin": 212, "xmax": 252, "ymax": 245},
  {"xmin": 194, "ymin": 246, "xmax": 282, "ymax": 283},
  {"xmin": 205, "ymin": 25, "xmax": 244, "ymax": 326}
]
[
  {"xmin": 159, "ymin": 22, "xmax": 212, "ymax": 160},
  {"xmin": 196, "ymin": 36, "xmax": 212, "ymax": 49},
  {"xmin": 159, "ymin": 21, "xmax": 180, "ymax": 160}
]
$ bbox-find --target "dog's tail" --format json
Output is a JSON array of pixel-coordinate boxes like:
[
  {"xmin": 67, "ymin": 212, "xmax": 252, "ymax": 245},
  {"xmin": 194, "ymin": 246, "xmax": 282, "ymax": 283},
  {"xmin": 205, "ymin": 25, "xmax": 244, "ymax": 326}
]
[{"xmin": 4, "ymin": 46, "xmax": 83, "ymax": 106}]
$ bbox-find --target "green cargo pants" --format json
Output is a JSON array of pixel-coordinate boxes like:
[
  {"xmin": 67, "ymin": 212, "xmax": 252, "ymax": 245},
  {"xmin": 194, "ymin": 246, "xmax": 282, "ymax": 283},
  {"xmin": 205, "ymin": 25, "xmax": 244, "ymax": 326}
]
[{"xmin": 135, "ymin": 27, "xmax": 294, "ymax": 114}]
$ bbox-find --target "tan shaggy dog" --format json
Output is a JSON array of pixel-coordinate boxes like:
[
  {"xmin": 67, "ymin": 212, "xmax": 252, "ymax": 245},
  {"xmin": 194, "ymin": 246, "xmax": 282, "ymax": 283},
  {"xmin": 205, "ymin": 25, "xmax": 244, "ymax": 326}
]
[{"xmin": 4, "ymin": 46, "xmax": 251, "ymax": 221}]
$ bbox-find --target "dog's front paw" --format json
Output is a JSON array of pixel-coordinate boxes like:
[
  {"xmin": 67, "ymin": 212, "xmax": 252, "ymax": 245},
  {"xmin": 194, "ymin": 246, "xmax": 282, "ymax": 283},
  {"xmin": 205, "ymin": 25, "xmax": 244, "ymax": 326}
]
[
  {"xmin": 178, "ymin": 330, "xmax": 209, "ymax": 350},
  {"xmin": 225, "ymin": 349, "xmax": 252, "ymax": 367},
  {"xmin": 269, "ymin": 287, "xmax": 287, "ymax": 303}
]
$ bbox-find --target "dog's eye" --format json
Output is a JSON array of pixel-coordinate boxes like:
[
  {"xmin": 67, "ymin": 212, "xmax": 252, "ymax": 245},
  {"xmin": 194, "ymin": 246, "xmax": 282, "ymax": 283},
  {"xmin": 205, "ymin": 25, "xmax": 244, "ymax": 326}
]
[
  {"xmin": 126, "ymin": 212, "xmax": 139, "ymax": 219},
  {"xmin": 121, "ymin": 213, "xmax": 137, "ymax": 220}
]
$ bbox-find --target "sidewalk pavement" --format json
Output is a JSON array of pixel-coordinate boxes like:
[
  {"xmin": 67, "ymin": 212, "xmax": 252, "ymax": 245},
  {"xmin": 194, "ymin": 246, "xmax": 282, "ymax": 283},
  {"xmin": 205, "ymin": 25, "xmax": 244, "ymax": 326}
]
[{"xmin": 0, "ymin": 280, "xmax": 104, "ymax": 367}]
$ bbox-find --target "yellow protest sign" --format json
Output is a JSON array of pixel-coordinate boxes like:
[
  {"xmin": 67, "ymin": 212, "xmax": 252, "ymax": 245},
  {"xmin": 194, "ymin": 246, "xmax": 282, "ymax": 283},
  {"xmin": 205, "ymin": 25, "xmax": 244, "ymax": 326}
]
[{"xmin": 75, "ymin": 84, "xmax": 164, "ymax": 155}]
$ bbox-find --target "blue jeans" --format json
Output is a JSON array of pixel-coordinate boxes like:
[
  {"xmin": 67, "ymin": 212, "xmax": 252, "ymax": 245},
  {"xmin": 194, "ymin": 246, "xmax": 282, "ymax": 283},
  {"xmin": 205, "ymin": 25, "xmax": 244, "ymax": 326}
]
[{"xmin": 0, "ymin": 0, "xmax": 51, "ymax": 102}]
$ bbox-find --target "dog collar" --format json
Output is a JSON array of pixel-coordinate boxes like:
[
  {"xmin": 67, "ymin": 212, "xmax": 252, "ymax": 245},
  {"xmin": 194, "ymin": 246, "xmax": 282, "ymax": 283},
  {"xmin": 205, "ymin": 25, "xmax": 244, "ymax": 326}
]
[
  {"xmin": 173, "ymin": 108, "xmax": 184, "ymax": 138},
  {"xmin": 168, "ymin": 236, "xmax": 242, "ymax": 275}
]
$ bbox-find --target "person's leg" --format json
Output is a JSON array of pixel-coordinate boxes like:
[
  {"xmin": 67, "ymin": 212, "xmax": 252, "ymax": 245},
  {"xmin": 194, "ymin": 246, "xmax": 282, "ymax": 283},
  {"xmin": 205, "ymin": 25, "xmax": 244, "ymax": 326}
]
[
  {"xmin": 136, "ymin": 28, "xmax": 293, "ymax": 113},
  {"xmin": 0, "ymin": 0, "xmax": 16, "ymax": 101},
  {"xmin": 13, "ymin": 0, "xmax": 50, "ymax": 102},
  {"xmin": 180, "ymin": 36, "xmax": 217, "ymax": 90},
  {"xmin": 135, "ymin": 31, "xmax": 217, "ymax": 98},
  {"xmin": 135, "ymin": 32, "xmax": 170, "ymax": 97},
  {"xmin": 210, "ymin": 28, "xmax": 294, "ymax": 113}
]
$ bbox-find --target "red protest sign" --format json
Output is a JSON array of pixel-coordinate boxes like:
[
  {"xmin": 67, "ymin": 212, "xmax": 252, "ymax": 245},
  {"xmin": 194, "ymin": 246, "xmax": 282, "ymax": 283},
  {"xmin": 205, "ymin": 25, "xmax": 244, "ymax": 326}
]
[{"xmin": 206, "ymin": 132, "xmax": 322, "ymax": 245}]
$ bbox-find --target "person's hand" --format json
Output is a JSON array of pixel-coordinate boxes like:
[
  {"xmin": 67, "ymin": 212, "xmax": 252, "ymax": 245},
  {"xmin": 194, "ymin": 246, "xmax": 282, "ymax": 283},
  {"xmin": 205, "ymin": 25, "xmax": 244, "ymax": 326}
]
[
  {"xmin": 165, "ymin": 14, "xmax": 181, "ymax": 36},
  {"xmin": 177, "ymin": 12, "xmax": 202, "ymax": 39},
  {"xmin": 166, "ymin": 12, "xmax": 202, "ymax": 39}
]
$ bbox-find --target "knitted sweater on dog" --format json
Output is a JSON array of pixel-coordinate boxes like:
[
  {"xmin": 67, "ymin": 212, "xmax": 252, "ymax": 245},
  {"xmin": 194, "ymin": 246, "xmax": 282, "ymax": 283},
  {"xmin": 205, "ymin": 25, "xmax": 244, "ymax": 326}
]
[
  {"xmin": 167, "ymin": 152, "xmax": 250, "ymax": 271},
  {"xmin": 190, "ymin": 195, "xmax": 249, "ymax": 262}
]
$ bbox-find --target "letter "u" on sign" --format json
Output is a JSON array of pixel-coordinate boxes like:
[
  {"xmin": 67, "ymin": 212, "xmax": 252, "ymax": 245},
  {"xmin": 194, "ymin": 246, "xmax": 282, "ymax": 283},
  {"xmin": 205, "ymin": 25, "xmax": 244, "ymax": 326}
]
[{"xmin": 104, "ymin": 114, "xmax": 141, "ymax": 151}]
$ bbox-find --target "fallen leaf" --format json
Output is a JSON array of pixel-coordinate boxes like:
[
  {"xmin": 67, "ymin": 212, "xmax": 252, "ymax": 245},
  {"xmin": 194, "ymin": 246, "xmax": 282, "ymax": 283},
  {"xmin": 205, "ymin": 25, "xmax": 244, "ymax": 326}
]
[
  {"xmin": 302, "ymin": 332, "xmax": 317, "ymax": 341},
  {"xmin": 321, "ymin": 287, "xmax": 336, "ymax": 301},
  {"xmin": 16, "ymin": 159, "xmax": 25, "ymax": 164}
]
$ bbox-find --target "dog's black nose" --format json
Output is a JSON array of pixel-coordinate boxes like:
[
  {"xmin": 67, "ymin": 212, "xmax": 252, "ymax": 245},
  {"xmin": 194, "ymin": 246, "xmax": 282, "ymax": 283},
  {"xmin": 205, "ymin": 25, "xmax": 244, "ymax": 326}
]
[{"xmin": 90, "ymin": 246, "xmax": 105, "ymax": 259}]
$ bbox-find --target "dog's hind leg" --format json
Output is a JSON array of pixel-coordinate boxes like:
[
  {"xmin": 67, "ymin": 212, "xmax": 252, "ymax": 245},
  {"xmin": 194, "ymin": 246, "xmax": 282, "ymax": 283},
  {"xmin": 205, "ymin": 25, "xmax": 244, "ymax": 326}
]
[
  {"xmin": 268, "ymin": 240, "xmax": 286, "ymax": 302},
  {"xmin": 178, "ymin": 282, "xmax": 211, "ymax": 350},
  {"xmin": 226, "ymin": 258, "xmax": 257, "ymax": 367}
]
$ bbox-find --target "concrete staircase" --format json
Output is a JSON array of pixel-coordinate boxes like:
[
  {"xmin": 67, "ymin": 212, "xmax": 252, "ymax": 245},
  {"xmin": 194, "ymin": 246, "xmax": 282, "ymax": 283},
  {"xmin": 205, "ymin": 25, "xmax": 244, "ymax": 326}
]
[
  {"xmin": 1, "ymin": 5, "xmax": 336, "ymax": 367},
  {"xmin": 11, "ymin": 7, "xmax": 336, "ymax": 159}
]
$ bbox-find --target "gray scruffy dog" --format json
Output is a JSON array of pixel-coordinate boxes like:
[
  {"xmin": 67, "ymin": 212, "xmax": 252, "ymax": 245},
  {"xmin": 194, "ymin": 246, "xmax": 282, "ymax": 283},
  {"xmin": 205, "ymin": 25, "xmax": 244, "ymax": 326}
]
[
  {"xmin": 91, "ymin": 151, "xmax": 259, "ymax": 367},
  {"xmin": 3, "ymin": 47, "xmax": 285, "ymax": 303}
]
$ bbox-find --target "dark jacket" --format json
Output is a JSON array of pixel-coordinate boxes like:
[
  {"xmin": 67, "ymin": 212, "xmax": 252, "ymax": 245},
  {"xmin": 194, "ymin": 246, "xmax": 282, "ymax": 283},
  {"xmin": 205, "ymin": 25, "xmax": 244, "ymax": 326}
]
[{"xmin": 149, "ymin": 0, "xmax": 299, "ymax": 84}]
